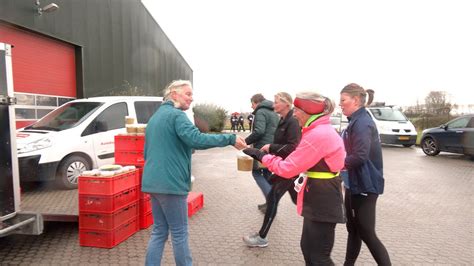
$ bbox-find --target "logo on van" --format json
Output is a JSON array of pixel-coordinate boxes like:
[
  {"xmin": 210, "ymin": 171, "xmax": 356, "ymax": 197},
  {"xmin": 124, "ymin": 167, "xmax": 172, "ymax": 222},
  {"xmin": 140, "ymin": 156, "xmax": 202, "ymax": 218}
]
[{"xmin": 17, "ymin": 133, "xmax": 30, "ymax": 138}]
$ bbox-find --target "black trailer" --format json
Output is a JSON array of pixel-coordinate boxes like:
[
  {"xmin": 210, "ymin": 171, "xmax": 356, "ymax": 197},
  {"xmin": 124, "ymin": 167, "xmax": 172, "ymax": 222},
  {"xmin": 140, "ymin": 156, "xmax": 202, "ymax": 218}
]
[{"xmin": 1, "ymin": 43, "xmax": 43, "ymax": 237}]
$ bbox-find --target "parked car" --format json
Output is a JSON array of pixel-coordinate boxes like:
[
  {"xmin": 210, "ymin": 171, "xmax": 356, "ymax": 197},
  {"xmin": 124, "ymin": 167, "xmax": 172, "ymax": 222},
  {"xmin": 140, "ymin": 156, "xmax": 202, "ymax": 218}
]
[
  {"xmin": 367, "ymin": 106, "xmax": 417, "ymax": 147},
  {"xmin": 420, "ymin": 114, "xmax": 474, "ymax": 159},
  {"xmin": 16, "ymin": 96, "xmax": 163, "ymax": 189}
]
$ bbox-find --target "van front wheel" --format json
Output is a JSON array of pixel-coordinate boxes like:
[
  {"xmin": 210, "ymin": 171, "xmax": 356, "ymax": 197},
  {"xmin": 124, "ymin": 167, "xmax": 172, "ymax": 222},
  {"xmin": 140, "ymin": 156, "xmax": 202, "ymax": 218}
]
[{"xmin": 56, "ymin": 155, "xmax": 91, "ymax": 190}]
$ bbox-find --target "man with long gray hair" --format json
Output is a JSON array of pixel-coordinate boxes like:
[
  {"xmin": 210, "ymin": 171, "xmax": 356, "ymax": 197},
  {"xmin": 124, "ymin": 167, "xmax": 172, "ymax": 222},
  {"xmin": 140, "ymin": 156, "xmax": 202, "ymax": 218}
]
[{"xmin": 142, "ymin": 80, "xmax": 247, "ymax": 266}]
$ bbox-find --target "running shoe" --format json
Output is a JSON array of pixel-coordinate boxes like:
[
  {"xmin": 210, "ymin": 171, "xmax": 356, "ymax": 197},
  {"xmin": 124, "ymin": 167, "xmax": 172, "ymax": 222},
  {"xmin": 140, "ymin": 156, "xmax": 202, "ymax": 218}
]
[{"xmin": 243, "ymin": 233, "xmax": 268, "ymax": 248}]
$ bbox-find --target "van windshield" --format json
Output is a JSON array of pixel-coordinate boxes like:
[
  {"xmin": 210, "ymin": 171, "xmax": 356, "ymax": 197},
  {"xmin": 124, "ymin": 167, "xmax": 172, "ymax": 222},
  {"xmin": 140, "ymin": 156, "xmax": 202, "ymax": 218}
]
[
  {"xmin": 25, "ymin": 102, "xmax": 103, "ymax": 131},
  {"xmin": 369, "ymin": 108, "xmax": 408, "ymax": 122}
]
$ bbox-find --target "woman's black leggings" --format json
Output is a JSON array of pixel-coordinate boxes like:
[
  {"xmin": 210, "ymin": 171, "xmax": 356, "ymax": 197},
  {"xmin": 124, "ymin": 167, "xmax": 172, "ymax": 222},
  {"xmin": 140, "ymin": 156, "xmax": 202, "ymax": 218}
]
[
  {"xmin": 258, "ymin": 176, "xmax": 297, "ymax": 239},
  {"xmin": 301, "ymin": 219, "xmax": 336, "ymax": 266},
  {"xmin": 344, "ymin": 189, "xmax": 391, "ymax": 266}
]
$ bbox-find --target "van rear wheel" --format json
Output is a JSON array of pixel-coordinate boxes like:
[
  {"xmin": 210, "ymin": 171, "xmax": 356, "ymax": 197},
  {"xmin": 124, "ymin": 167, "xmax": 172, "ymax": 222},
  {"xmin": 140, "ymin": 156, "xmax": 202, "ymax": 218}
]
[{"xmin": 56, "ymin": 155, "xmax": 91, "ymax": 190}]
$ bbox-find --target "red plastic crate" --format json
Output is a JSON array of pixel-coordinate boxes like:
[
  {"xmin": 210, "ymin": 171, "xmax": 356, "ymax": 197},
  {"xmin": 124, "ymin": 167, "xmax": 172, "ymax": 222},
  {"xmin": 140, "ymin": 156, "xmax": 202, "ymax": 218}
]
[
  {"xmin": 138, "ymin": 167, "xmax": 144, "ymax": 184},
  {"xmin": 79, "ymin": 217, "xmax": 139, "ymax": 248},
  {"xmin": 139, "ymin": 211, "xmax": 153, "ymax": 229},
  {"xmin": 79, "ymin": 201, "xmax": 139, "ymax": 230},
  {"xmin": 78, "ymin": 170, "xmax": 139, "ymax": 195},
  {"xmin": 114, "ymin": 135, "xmax": 145, "ymax": 151},
  {"xmin": 139, "ymin": 191, "xmax": 150, "ymax": 200},
  {"xmin": 115, "ymin": 150, "xmax": 144, "ymax": 167},
  {"xmin": 139, "ymin": 197, "xmax": 152, "ymax": 214},
  {"xmin": 187, "ymin": 192, "xmax": 204, "ymax": 218},
  {"xmin": 79, "ymin": 186, "xmax": 139, "ymax": 213}
]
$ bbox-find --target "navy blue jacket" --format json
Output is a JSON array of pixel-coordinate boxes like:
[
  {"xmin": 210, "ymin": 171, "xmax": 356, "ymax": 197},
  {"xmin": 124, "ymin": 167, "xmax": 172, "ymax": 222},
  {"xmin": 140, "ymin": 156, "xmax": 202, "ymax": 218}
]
[{"xmin": 342, "ymin": 107, "xmax": 384, "ymax": 195}]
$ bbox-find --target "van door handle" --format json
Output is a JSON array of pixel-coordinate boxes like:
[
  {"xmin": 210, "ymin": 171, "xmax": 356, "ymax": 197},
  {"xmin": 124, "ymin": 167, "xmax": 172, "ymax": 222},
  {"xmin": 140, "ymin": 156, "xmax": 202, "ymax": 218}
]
[{"xmin": 455, "ymin": 130, "xmax": 463, "ymax": 133}]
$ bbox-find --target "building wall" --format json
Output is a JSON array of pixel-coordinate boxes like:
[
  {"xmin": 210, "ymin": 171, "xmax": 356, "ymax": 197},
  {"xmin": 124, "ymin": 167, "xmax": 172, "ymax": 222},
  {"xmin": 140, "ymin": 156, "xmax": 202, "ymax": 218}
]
[{"xmin": 0, "ymin": 0, "xmax": 193, "ymax": 98}]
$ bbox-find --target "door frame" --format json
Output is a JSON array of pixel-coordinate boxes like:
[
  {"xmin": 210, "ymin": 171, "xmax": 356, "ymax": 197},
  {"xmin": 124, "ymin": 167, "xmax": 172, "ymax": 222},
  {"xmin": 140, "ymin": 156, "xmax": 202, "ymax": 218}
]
[{"xmin": 0, "ymin": 43, "xmax": 20, "ymax": 220}]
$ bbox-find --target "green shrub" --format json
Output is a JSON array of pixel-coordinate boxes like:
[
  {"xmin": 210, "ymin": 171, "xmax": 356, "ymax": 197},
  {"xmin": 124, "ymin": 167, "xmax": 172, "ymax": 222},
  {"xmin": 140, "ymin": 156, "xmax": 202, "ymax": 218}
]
[
  {"xmin": 411, "ymin": 115, "xmax": 457, "ymax": 131},
  {"xmin": 192, "ymin": 103, "xmax": 228, "ymax": 133}
]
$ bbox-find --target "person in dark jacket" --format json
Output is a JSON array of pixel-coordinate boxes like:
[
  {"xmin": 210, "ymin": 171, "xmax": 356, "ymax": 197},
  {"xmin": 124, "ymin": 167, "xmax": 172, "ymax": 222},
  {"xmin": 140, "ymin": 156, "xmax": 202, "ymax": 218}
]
[
  {"xmin": 245, "ymin": 94, "xmax": 280, "ymax": 209},
  {"xmin": 244, "ymin": 91, "xmax": 346, "ymax": 265},
  {"xmin": 238, "ymin": 115, "xmax": 245, "ymax": 132},
  {"xmin": 230, "ymin": 114, "xmax": 238, "ymax": 132},
  {"xmin": 142, "ymin": 80, "xmax": 247, "ymax": 266},
  {"xmin": 339, "ymin": 83, "xmax": 391, "ymax": 265},
  {"xmin": 243, "ymin": 92, "xmax": 301, "ymax": 248},
  {"xmin": 247, "ymin": 114, "xmax": 254, "ymax": 131}
]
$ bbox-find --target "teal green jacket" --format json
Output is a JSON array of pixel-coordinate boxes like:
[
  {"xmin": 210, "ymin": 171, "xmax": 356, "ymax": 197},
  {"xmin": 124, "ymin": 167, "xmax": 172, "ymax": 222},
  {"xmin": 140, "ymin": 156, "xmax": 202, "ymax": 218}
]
[{"xmin": 141, "ymin": 101, "xmax": 236, "ymax": 195}]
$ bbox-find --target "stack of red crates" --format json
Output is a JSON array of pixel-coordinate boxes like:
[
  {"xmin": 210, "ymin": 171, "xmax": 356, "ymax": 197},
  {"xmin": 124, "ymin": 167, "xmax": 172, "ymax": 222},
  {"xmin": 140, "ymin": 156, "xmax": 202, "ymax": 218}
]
[
  {"xmin": 114, "ymin": 135, "xmax": 145, "ymax": 167},
  {"xmin": 114, "ymin": 134, "xmax": 204, "ymax": 229},
  {"xmin": 78, "ymin": 169, "xmax": 140, "ymax": 248},
  {"xmin": 115, "ymin": 135, "xmax": 152, "ymax": 229}
]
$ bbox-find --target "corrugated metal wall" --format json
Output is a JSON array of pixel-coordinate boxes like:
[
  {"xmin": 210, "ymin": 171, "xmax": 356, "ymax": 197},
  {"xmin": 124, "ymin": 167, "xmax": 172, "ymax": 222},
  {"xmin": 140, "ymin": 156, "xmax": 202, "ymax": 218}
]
[{"xmin": 0, "ymin": 0, "xmax": 193, "ymax": 97}]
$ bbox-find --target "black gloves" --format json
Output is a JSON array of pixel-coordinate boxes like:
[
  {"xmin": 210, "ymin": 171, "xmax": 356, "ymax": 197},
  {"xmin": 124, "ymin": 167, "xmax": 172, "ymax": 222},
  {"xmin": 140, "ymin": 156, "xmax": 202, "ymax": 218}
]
[{"xmin": 243, "ymin": 148, "xmax": 266, "ymax": 162}]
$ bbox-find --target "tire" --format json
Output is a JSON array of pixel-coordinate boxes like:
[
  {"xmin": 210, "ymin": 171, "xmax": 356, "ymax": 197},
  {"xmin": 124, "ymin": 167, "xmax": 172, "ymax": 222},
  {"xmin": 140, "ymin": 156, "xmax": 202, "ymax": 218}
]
[
  {"xmin": 421, "ymin": 137, "xmax": 440, "ymax": 156},
  {"xmin": 56, "ymin": 155, "xmax": 91, "ymax": 189},
  {"xmin": 403, "ymin": 144, "xmax": 414, "ymax": 147}
]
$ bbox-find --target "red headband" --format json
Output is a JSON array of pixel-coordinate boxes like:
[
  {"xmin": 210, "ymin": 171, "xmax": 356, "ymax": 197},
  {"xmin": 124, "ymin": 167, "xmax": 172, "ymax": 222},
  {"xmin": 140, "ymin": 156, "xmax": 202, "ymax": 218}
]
[{"xmin": 294, "ymin": 97, "xmax": 325, "ymax": 114}]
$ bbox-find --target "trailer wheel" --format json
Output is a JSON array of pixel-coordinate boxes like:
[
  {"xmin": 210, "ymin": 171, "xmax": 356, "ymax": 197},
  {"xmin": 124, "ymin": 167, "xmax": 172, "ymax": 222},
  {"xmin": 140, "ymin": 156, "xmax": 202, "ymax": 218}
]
[{"xmin": 56, "ymin": 155, "xmax": 90, "ymax": 190}]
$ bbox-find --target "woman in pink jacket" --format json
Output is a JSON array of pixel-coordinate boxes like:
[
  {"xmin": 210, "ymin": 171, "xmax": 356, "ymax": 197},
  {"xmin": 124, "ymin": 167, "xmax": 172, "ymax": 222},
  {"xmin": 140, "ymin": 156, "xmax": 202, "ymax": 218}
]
[{"xmin": 244, "ymin": 91, "xmax": 346, "ymax": 265}]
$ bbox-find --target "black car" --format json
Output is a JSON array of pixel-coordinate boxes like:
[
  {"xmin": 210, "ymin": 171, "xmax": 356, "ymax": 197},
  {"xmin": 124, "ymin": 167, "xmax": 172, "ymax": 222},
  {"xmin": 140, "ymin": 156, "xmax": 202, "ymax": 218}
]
[{"xmin": 420, "ymin": 114, "xmax": 474, "ymax": 159}]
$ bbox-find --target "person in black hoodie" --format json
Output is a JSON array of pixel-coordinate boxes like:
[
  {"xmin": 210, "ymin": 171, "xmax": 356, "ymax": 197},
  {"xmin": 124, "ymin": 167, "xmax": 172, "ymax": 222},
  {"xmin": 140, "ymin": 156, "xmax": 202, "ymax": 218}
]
[{"xmin": 243, "ymin": 92, "xmax": 301, "ymax": 247}]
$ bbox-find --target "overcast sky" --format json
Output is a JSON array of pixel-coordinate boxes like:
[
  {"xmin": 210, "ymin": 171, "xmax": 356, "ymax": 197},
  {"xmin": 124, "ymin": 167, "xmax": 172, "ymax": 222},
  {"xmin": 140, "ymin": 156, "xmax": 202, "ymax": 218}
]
[{"xmin": 142, "ymin": 0, "xmax": 473, "ymax": 113}]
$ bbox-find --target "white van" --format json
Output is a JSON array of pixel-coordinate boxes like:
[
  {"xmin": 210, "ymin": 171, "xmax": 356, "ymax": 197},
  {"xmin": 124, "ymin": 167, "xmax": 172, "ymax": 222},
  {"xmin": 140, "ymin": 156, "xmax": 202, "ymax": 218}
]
[
  {"xmin": 366, "ymin": 106, "xmax": 417, "ymax": 147},
  {"xmin": 330, "ymin": 113, "xmax": 349, "ymax": 133},
  {"xmin": 16, "ymin": 96, "xmax": 163, "ymax": 189}
]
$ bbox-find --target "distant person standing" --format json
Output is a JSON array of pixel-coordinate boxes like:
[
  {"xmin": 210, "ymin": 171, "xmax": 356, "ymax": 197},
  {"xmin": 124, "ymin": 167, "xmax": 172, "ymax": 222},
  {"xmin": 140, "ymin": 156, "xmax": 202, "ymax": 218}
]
[
  {"xmin": 247, "ymin": 114, "xmax": 254, "ymax": 131},
  {"xmin": 142, "ymin": 80, "xmax": 247, "ymax": 266},
  {"xmin": 238, "ymin": 114, "xmax": 245, "ymax": 132},
  {"xmin": 245, "ymin": 93, "xmax": 279, "ymax": 210},
  {"xmin": 230, "ymin": 114, "xmax": 238, "ymax": 132},
  {"xmin": 339, "ymin": 83, "xmax": 391, "ymax": 265}
]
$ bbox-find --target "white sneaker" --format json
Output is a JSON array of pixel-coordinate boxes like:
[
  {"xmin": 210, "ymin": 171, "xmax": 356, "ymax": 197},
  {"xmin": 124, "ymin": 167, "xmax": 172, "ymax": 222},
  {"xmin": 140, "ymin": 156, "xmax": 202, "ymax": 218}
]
[{"xmin": 243, "ymin": 233, "xmax": 268, "ymax": 248}]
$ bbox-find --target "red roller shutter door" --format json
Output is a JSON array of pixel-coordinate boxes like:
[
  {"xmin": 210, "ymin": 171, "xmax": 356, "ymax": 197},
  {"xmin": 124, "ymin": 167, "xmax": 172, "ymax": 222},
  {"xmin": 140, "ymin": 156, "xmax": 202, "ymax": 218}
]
[{"xmin": 0, "ymin": 22, "xmax": 76, "ymax": 128}]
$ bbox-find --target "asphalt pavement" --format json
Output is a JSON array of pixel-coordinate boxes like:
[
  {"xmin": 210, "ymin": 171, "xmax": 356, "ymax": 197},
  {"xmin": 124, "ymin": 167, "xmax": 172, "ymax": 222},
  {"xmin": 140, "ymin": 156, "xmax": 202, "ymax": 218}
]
[{"xmin": 0, "ymin": 131, "xmax": 473, "ymax": 265}]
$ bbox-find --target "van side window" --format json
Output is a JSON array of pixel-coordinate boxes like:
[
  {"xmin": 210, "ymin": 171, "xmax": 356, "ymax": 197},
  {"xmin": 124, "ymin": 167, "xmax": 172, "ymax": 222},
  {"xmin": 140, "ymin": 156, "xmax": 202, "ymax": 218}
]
[
  {"xmin": 82, "ymin": 102, "xmax": 128, "ymax": 136},
  {"xmin": 135, "ymin": 101, "xmax": 162, "ymax": 123}
]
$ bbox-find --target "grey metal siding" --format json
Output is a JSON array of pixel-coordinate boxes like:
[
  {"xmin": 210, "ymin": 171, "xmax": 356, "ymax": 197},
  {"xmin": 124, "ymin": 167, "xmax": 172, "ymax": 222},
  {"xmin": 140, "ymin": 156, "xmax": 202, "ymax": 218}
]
[{"xmin": 0, "ymin": 0, "xmax": 192, "ymax": 97}]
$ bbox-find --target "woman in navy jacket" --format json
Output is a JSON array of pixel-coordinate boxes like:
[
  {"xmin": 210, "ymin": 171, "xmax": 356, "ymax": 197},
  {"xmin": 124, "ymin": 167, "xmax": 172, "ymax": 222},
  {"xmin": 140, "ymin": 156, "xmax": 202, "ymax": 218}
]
[{"xmin": 339, "ymin": 83, "xmax": 391, "ymax": 265}]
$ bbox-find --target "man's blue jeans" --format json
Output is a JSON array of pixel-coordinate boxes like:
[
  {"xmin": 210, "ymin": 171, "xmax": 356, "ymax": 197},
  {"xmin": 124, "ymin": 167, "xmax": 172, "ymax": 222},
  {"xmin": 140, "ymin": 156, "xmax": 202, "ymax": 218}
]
[
  {"xmin": 145, "ymin": 193, "xmax": 192, "ymax": 266},
  {"xmin": 252, "ymin": 168, "xmax": 272, "ymax": 198}
]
